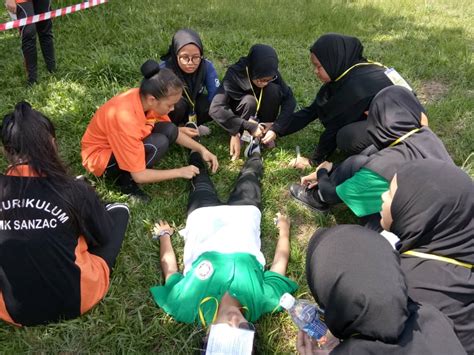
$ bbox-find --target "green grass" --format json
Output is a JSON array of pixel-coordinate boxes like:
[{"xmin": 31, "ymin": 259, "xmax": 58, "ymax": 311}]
[{"xmin": 0, "ymin": 0, "xmax": 473, "ymax": 353}]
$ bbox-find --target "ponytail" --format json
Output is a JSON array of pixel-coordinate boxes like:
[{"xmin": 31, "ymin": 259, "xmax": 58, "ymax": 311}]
[
  {"xmin": 1, "ymin": 101, "xmax": 69, "ymax": 182},
  {"xmin": 139, "ymin": 59, "xmax": 183, "ymax": 100}
]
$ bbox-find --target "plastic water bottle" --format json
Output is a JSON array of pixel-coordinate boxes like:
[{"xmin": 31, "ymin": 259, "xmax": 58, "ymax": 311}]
[{"xmin": 280, "ymin": 293, "xmax": 339, "ymax": 350}]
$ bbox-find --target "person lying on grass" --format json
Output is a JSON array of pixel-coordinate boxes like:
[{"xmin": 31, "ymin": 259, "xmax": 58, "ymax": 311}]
[{"xmin": 150, "ymin": 149, "xmax": 297, "ymax": 339}]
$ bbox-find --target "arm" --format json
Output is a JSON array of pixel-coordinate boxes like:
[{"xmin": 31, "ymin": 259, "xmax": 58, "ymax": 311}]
[
  {"xmin": 273, "ymin": 97, "xmax": 320, "ymax": 137},
  {"xmin": 204, "ymin": 60, "xmax": 221, "ymax": 103},
  {"xmin": 269, "ymin": 78, "xmax": 297, "ymax": 136},
  {"xmin": 130, "ymin": 165, "xmax": 199, "ymax": 184},
  {"xmin": 270, "ymin": 213, "xmax": 290, "ymax": 275},
  {"xmin": 154, "ymin": 221, "xmax": 178, "ymax": 281}
]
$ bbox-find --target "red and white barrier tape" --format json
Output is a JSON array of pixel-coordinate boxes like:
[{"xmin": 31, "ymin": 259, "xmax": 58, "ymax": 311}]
[{"xmin": 0, "ymin": 0, "xmax": 107, "ymax": 32}]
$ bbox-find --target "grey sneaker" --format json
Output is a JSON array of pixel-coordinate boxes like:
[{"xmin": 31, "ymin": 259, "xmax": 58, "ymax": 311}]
[{"xmin": 244, "ymin": 138, "xmax": 261, "ymax": 158}]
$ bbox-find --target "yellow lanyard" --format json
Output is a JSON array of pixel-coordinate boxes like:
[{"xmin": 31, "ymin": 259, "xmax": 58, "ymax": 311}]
[
  {"xmin": 183, "ymin": 87, "xmax": 195, "ymax": 112},
  {"xmin": 403, "ymin": 250, "xmax": 473, "ymax": 269},
  {"xmin": 388, "ymin": 128, "xmax": 420, "ymax": 147},
  {"xmin": 246, "ymin": 66, "xmax": 263, "ymax": 114},
  {"xmin": 334, "ymin": 60, "xmax": 386, "ymax": 82},
  {"xmin": 198, "ymin": 296, "xmax": 219, "ymax": 327}
]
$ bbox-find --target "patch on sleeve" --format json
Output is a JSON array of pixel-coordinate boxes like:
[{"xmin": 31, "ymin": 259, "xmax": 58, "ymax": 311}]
[{"xmin": 195, "ymin": 260, "xmax": 214, "ymax": 280}]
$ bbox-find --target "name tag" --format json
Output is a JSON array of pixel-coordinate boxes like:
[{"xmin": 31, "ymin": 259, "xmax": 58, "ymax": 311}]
[{"xmin": 384, "ymin": 68, "xmax": 412, "ymax": 91}]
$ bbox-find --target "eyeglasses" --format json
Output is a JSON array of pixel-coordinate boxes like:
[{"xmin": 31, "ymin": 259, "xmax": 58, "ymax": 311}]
[
  {"xmin": 178, "ymin": 55, "xmax": 202, "ymax": 65},
  {"xmin": 255, "ymin": 75, "xmax": 278, "ymax": 84}
]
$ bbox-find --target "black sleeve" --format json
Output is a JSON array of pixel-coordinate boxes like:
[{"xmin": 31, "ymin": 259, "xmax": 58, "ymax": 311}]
[
  {"xmin": 272, "ymin": 96, "xmax": 319, "ymax": 137},
  {"xmin": 76, "ymin": 182, "xmax": 114, "ymax": 248},
  {"xmin": 271, "ymin": 79, "xmax": 296, "ymax": 134},
  {"xmin": 317, "ymin": 168, "xmax": 342, "ymax": 204},
  {"xmin": 209, "ymin": 86, "xmax": 250, "ymax": 135}
]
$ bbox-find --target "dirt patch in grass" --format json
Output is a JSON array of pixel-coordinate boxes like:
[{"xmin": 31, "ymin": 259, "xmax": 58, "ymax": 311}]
[{"xmin": 417, "ymin": 80, "xmax": 449, "ymax": 105}]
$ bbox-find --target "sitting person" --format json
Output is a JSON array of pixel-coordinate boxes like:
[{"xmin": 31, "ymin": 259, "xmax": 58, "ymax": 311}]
[
  {"xmin": 380, "ymin": 159, "xmax": 474, "ymax": 353},
  {"xmin": 209, "ymin": 44, "xmax": 296, "ymax": 160},
  {"xmin": 276, "ymin": 33, "xmax": 403, "ymax": 168},
  {"xmin": 150, "ymin": 149, "xmax": 298, "ymax": 341},
  {"xmin": 300, "ymin": 225, "xmax": 465, "ymax": 354},
  {"xmin": 160, "ymin": 28, "xmax": 220, "ymax": 134},
  {"xmin": 290, "ymin": 86, "xmax": 450, "ymax": 228},
  {"xmin": 81, "ymin": 59, "xmax": 218, "ymax": 202},
  {"xmin": 0, "ymin": 102, "xmax": 129, "ymax": 326}
]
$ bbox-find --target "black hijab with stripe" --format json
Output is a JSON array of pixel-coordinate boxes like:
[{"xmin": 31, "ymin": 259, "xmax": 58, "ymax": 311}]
[
  {"xmin": 310, "ymin": 33, "xmax": 393, "ymax": 126},
  {"xmin": 363, "ymin": 86, "xmax": 453, "ymax": 180},
  {"xmin": 161, "ymin": 29, "xmax": 207, "ymax": 102},
  {"xmin": 389, "ymin": 159, "xmax": 474, "ymax": 352},
  {"xmin": 305, "ymin": 225, "xmax": 465, "ymax": 354}
]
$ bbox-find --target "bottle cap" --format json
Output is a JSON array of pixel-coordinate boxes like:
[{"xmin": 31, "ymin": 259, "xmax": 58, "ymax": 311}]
[{"xmin": 279, "ymin": 293, "xmax": 295, "ymax": 310}]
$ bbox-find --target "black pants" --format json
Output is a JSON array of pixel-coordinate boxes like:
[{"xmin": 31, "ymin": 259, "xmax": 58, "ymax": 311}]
[
  {"xmin": 336, "ymin": 120, "xmax": 373, "ymax": 155},
  {"xmin": 187, "ymin": 152, "xmax": 263, "ymax": 216},
  {"xmin": 230, "ymin": 82, "xmax": 281, "ymax": 123},
  {"xmin": 89, "ymin": 203, "xmax": 129, "ymax": 270},
  {"xmin": 169, "ymin": 93, "xmax": 211, "ymax": 126},
  {"xmin": 16, "ymin": 0, "xmax": 55, "ymax": 83},
  {"xmin": 105, "ymin": 122, "xmax": 179, "ymax": 187}
]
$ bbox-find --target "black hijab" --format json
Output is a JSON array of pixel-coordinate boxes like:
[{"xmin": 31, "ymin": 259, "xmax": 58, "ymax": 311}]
[
  {"xmin": 391, "ymin": 159, "xmax": 474, "ymax": 263},
  {"xmin": 364, "ymin": 86, "xmax": 453, "ymax": 180},
  {"xmin": 310, "ymin": 33, "xmax": 393, "ymax": 125},
  {"xmin": 223, "ymin": 44, "xmax": 281, "ymax": 101},
  {"xmin": 306, "ymin": 225, "xmax": 465, "ymax": 354},
  {"xmin": 161, "ymin": 29, "xmax": 207, "ymax": 102}
]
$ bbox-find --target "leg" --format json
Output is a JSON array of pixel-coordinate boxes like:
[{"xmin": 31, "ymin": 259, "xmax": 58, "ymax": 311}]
[
  {"xmin": 232, "ymin": 94, "xmax": 257, "ymax": 120},
  {"xmin": 329, "ymin": 154, "xmax": 370, "ymax": 186},
  {"xmin": 187, "ymin": 152, "xmax": 222, "ymax": 216},
  {"xmin": 168, "ymin": 96, "xmax": 189, "ymax": 126},
  {"xmin": 16, "ymin": 1, "xmax": 37, "ymax": 84},
  {"xmin": 33, "ymin": 0, "xmax": 55, "ymax": 72},
  {"xmin": 195, "ymin": 93, "xmax": 212, "ymax": 125},
  {"xmin": 227, "ymin": 153, "xmax": 263, "ymax": 209},
  {"xmin": 143, "ymin": 122, "xmax": 179, "ymax": 168},
  {"xmin": 258, "ymin": 82, "xmax": 281, "ymax": 123},
  {"xmin": 88, "ymin": 203, "xmax": 129, "ymax": 270},
  {"xmin": 336, "ymin": 120, "xmax": 372, "ymax": 155}
]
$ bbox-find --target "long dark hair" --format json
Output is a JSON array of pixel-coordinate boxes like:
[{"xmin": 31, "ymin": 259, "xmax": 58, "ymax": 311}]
[
  {"xmin": 1, "ymin": 101, "xmax": 71, "ymax": 183},
  {"xmin": 139, "ymin": 59, "xmax": 183, "ymax": 100}
]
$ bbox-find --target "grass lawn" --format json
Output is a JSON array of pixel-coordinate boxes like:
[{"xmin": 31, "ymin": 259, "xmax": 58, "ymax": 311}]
[{"xmin": 0, "ymin": 0, "xmax": 473, "ymax": 353}]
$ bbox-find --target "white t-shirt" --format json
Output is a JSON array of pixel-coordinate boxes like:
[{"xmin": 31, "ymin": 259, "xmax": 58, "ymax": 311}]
[{"xmin": 180, "ymin": 205, "xmax": 265, "ymax": 274}]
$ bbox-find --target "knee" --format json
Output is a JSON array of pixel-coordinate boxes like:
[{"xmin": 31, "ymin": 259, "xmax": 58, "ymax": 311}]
[
  {"xmin": 155, "ymin": 122, "xmax": 179, "ymax": 143},
  {"xmin": 240, "ymin": 95, "xmax": 257, "ymax": 115},
  {"xmin": 264, "ymin": 82, "xmax": 281, "ymax": 101},
  {"xmin": 169, "ymin": 97, "xmax": 188, "ymax": 124},
  {"xmin": 336, "ymin": 126, "xmax": 351, "ymax": 152},
  {"xmin": 21, "ymin": 25, "xmax": 36, "ymax": 42}
]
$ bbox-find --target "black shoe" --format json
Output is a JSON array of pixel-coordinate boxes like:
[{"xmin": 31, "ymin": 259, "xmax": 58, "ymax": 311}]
[
  {"xmin": 118, "ymin": 182, "xmax": 151, "ymax": 204},
  {"xmin": 289, "ymin": 184, "xmax": 329, "ymax": 213}
]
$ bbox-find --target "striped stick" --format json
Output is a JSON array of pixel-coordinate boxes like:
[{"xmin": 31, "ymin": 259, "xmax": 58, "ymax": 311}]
[{"xmin": 0, "ymin": 0, "xmax": 107, "ymax": 32}]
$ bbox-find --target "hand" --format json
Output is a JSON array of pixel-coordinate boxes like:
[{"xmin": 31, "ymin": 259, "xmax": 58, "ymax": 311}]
[
  {"xmin": 300, "ymin": 171, "xmax": 318, "ymax": 189},
  {"xmin": 153, "ymin": 220, "xmax": 174, "ymax": 239},
  {"xmin": 179, "ymin": 126, "xmax": 199, "ymax": 138},
  {"xmin": 297, "ymin": 330, "xmax": 326, "ymax": 355},
  {"xmin": 289, "ymin": 156, "xmax": 311, "ymax": 170},
  {"xmin": 201, "ymin": 149, "xmax": 219, "ymax": 173},
  {"xmin": 274, "ymin": 212, "xmax": 290, "ymax": 231},
  {"xmin": 178, "ymin": 165, "xmax": 200, "ymax": 179},
  {"xmin": 261, "ymin": 130, "xmax": 277, "ymax": 144},
  {"xmin": 252, "ymin": 124, "xmax": 264, "ymax": 138},
  {"xmin": 5, "ymin": 0, "xmax": 16, "ymax": 13},
  {"xmin": 229, "ymin": 135, "xmax": 241, "ymax": 161},
  {"xmin": 315, "ymin": 161, "xmax": 333, "ymax": 174}
]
